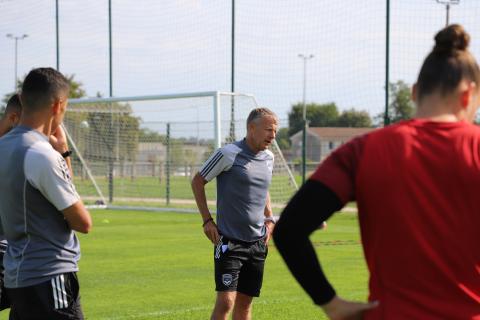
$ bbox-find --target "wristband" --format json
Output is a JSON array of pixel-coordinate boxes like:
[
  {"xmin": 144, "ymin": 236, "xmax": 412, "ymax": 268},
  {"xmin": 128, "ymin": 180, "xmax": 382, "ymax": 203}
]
[
  {"xmin": 61, "ymin": 150, "xmax": 73, "ymax": 158},
  {"xmin": 202, "ymin": 217, "xmax": 214, "ymax": 227}
]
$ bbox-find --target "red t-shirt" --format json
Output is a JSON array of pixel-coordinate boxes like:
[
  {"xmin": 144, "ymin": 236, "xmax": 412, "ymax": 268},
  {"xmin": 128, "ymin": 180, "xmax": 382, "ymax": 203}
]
[{"xmin": 311, "ymin": 119, "xmax": 480, "ymax": 319}]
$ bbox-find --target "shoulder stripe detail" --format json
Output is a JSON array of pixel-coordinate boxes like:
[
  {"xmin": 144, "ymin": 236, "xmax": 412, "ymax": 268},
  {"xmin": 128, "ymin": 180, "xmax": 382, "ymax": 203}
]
[
  {"xmin": 200, "ymin": 151, "xmax": 224, "ymax": 177},
  {"xmin": 201, "ymin": 153, "xmax": 224, "ymax": 178}
]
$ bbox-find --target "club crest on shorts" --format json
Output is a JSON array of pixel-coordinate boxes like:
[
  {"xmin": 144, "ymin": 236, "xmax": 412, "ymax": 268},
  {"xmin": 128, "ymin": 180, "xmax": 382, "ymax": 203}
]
[{"xmin": 222, "ymin": 273, "xmax": 233, "ymax": 286}]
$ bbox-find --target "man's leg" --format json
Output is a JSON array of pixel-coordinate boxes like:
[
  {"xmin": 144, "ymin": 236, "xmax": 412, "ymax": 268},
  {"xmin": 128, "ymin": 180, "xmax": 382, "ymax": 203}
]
[
  {"xmin": 211, "ymin": 291, "xmax": 236, "ymax": 320},
  {"xmin": 232, "ymin": 292, "xmax": 253, "ymax": 320},
  {"xmin": 213, "ymin": 237, "xmax": 247, "ymax": 320},
  {"xmin": 234, "ymin": 239, "xmax": 268, "ymax": 320}
]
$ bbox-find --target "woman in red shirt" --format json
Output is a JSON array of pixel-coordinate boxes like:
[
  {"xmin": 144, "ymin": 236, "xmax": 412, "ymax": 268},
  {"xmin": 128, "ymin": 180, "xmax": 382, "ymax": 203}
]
[{"xmin": 274, "ymin": 24, "xmax": 480, "ymax": 319}]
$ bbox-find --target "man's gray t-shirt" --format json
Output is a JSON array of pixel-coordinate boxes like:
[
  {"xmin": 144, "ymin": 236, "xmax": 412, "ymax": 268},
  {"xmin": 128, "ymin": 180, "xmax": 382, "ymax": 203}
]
[
  {"xmin": 0, "ymin": 126, "xmax": 81, "ymax": 288},
  {"xmin": 199, "ymin": 139, "xmax": 274, "ymax": 242}
]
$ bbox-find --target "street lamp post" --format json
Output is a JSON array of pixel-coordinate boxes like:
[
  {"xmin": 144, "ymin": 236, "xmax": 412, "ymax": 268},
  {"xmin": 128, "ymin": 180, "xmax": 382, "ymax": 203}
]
[
  {"xmin": 436, "ymin": 0, "xmax": 460, "ymax": 26},
  {"xmin": 6, "ymin": 33, "xmax": 28, "ymax": 91},
  {"xmin": 298, "ymin": 54, "xmax": 314, "ymax": 185}
]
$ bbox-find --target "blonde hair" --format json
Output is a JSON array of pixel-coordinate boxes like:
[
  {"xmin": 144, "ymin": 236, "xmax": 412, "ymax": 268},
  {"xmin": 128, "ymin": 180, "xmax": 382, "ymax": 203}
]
[{"xmin": 246, "ymin": 107, "xmax": 278, "ymax": 126}]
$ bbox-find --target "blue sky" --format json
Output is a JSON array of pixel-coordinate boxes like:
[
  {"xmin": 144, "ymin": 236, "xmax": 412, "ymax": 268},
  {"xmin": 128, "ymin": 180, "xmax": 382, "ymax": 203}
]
[{"xmin": 1, "ymin": 0, "xmax": 480, "ymax": 128}]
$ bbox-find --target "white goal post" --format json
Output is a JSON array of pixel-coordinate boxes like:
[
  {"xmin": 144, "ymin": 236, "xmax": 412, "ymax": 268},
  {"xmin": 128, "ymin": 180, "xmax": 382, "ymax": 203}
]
[{"xmin": 64, "ymin": 91, "xmax": 297, "ymax": 212}]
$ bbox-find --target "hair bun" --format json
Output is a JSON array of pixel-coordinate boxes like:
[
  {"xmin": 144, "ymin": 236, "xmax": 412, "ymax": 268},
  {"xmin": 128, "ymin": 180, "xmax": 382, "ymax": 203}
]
[{"xmin": 434, "ymin": 24, "xmax": 470, "ymax": 54}]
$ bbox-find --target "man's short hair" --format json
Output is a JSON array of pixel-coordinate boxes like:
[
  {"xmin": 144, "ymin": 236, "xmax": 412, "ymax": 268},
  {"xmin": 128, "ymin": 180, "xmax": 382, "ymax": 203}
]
[
  {"xmin": 21, "ymin": 68, "xmax": 70, "ymax": 112},
  {"xmin": 246, "ymin": 107, "xmax": 278, "ymax": 126},
  {"xmin": 3, "ymin": 94, "xmax": 22, "ymax": 117}
]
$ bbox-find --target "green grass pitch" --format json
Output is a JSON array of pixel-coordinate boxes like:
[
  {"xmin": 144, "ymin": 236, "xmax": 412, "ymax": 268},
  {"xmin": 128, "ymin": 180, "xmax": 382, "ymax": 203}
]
[{"xmin": 0, "ymin": 209, "xmax": 368, "ymax": 319}]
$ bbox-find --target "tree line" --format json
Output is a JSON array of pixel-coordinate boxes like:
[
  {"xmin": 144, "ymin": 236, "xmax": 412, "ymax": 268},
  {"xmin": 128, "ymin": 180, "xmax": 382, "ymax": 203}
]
[
  {"xmin": 275, "ymin": 80, "xmax": 415, "ymax": 149},
  {"xmin": 1, "ymin": 77, "xmax": 416, "ymax": 155}
]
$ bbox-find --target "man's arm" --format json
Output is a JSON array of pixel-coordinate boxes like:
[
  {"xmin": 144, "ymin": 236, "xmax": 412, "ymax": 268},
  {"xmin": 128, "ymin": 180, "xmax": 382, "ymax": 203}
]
[
  {"xmin": 62, "ymin": 200, "xmax": 92, "ymax": 234},
  {"xmin": 263, "ymin": 191, "xmax": 274, "ymax": 243},
  {"xmin": 191, "ymin": 172, "xmax": 220, "ymax": 244}
]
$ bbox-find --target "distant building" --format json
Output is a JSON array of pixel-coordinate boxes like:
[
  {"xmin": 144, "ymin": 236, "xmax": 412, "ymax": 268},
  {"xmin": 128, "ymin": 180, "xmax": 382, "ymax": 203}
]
[
  {"xmin": 135, "ymin": 142, "xmax": 210, "ymax": 177},
  {"xmin": 290, "ymin": 127, "xmax": 375, "ymax": 162}
]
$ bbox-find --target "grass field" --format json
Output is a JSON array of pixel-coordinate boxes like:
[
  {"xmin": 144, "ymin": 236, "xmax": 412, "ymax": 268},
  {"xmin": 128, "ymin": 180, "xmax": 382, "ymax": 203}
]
[{"xmin": 0, "ymin": 209, "xmax": 368, "ymax": 320}]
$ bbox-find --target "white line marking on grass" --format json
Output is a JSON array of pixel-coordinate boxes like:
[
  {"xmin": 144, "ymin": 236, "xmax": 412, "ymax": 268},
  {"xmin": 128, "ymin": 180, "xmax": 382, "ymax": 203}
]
[
  {"xmin": 100, "ymin": 306, "xmax": 211, "ymax": 320},
  {"xmin": 99, "ymin": 297, "xmax": 306, "ymax": 319}
]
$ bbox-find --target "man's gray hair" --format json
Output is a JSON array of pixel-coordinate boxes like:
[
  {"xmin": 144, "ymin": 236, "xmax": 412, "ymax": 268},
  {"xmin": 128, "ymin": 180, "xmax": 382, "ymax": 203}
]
[{"xmin": 246, "ymin": 107, "xmax": 278, "ymax": 126}]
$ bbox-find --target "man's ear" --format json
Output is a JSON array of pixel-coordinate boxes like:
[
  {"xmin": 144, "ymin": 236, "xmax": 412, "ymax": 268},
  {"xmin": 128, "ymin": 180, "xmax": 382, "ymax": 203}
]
[
  {"xmin": 51, "ymin": 99, "xmax": 62, "ymax": 115},
  {"xmin": 8, "ymin": 112, "xmax": 20, "ymax": 126},
  {"xmin": 247, "ymin": 121, "xmax": 255, "ymax": 133}
]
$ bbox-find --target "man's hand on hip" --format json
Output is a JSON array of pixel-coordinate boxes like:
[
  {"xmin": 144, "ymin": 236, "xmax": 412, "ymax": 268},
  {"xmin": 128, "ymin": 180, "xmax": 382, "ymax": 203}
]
[
  {"xmin": 265, "ymin": 220, "xmax": 275, "ymax": 244},
  {"xmin": 203, "ymin": 219, "xmax": 220, "ymax": 244}
]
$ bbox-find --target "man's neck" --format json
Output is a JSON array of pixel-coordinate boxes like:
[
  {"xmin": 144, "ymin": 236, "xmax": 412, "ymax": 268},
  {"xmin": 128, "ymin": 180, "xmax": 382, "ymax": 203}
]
[
  {"xmin": 245, "ymin": 136, "xmax": 260, "ymax": 154},
  {"xmin": 19, "ymin": 115, "xmax": 53, "ymax": 137}
]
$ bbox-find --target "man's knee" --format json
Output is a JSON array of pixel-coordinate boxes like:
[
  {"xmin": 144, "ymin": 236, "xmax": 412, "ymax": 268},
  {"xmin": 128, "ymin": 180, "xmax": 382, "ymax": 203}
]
[
  {"xmin": 234, "ymin": 292, "xmax": 253, "ymax": 311},
  {"xmin": 213, "ymin": 291, "xmax": 236, "ymax": 314}
]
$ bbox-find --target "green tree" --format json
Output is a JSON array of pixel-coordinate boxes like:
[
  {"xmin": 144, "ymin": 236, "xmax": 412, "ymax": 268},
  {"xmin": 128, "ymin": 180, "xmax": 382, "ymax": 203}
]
[
  {"xmin": 68, "ymin": 103, "xmax": 140, "ymax": 163},
  {"xmin": 139, "ymin": 128, "xmax": 166, "ymax": 143},
  {"xmin": 377, "ymin": 80, "xmax": 415, "ymax": 125},
  {"xmin": 337, "ymin": 109, "xmax": 372, "ymax": 127},
  {"xmin": 275, "ymin": 127, "xmax": 291, "ymax": 150},
  {"xmin": 1, "ymin": 79, "xmax": 23, "ymax": 113},
  {"xmin": 2, "ymin": 74, "xmax": 86, "ymax": 110},
  {"xmin": 288, "ymin": 102, "xmax": 339, "ymax": 136},
  {"xmin": 65, "ymin": 74, "xmax": 86, "ymax": 98}
]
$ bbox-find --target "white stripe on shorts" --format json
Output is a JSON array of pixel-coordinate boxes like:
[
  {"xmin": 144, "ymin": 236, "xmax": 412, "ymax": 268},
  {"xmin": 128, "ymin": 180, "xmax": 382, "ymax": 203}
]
[
  {"xmin": 60, "ymin": 274, "xmax": 69, "ymax": 308},
  {"xmin": 51, "ymin": 277, "xmax": 59, "ymax": 309},
  {"xmin": 51, "ymin": 275, "xmax": 68, "ymax": 309},
  {"xmin": 56, "ymin": 276, "xmax": 64, "ymax": 309}
]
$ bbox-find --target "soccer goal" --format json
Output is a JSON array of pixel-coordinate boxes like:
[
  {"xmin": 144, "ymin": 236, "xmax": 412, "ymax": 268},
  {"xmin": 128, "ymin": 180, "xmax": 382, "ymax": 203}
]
[{"xmin": 64, "ymin": 91, "xmax": 298, "ymax": 212}]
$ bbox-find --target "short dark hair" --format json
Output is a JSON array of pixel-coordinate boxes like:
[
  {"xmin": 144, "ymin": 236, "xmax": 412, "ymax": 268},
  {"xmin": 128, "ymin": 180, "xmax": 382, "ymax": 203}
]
[
  {"xmin": 20, "ymin": 68, "xmax": 70, "ymax": 112},
  {"xmin": 4, "ymin": 93, "xmax": 22, "ymax": 115},
  {"xmin": 416, "ymin": 24, "xmax": 480, "ymax": 101},
  {"xmin": 246, "ymin": 107, "xmax": 278, "ymax": 126}
]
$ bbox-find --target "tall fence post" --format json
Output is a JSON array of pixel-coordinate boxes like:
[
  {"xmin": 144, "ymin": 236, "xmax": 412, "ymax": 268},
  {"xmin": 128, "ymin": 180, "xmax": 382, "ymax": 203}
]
[
  {"xmin": 384, "ymin": 0, "xmax": 391, "ymax": 126},
  {"xmin": 166, "ymin": 123, "xmax": 171, "ymax": 205},
  {"xmin": 214, "ymin": 92, "xmax": 222, "ymax": 148},
  {"xmin": 55, "ymin": 0, "xmax": 60, "ymax": 70}
]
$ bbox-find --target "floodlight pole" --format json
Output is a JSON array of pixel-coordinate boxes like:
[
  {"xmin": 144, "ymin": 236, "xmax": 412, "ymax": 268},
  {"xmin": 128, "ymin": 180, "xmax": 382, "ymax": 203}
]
[
  {"xmin": 384, "ymin": 0, "xmax": 390, "ymax": 126},
  {"xmin": 436, "ymin": 0, "xmax": 460, "ymax": 27},
  {"xmin": 229, "ymin": 0, "xmax": 236, "ymax": 142},
  {"xmin": 108, "ymin": 0, "xmax": 114, "ymax": 203},
  {"xmin": 56, "ymin": 0, "xmax": 60, "ymax": 70},
  {"xmin": 446, "ymin": 3, "xmax": 450, "ymax": 26},
  {"xmin": 6, "ymin": 33, "xmax": 28, "ymax": 91},
  {"xmin": 298, "ymin": 54, "xmax": 314, "ymax": 185}
]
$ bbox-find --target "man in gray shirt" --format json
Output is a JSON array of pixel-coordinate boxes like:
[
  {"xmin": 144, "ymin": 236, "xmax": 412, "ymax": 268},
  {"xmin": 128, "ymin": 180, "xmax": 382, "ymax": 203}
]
[
  {"xmin": 0, "ymin": 68, "xmax": 92, "ymax": 319},
  {"xmin": 191, "ymin": 108, "xmax": 278, "ymax": 320},
  {"xmin": 0, "ymin": 93, "xmax": 22, "ymax": 311}
]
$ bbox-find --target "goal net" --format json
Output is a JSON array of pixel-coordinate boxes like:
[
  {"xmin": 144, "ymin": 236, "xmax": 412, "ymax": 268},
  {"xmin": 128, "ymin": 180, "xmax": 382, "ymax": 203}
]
[{"xmin": 64, "ymin": 92, "xmax": 297, "ymax": 212}]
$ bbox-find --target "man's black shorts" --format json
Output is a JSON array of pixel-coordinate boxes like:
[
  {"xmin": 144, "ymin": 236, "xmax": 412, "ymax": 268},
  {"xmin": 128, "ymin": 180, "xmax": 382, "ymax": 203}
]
[
  {"xmin": 0, "ymin": 251, "xmax": 10, "ymax": 311},
  {"xmin": 6, "ymin": 272, "xmax": 84, "ymax": 320},
  {"xmin": 214, "ymin": 235, "xmax": 268, "ymax": 297}
]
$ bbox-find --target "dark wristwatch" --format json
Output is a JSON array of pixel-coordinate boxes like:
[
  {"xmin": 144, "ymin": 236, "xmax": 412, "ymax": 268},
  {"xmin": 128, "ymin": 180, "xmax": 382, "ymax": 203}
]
[{"xmin": 61, "ymin": 150, "xmax": 73, "ymax": 158}]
